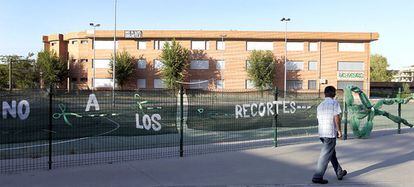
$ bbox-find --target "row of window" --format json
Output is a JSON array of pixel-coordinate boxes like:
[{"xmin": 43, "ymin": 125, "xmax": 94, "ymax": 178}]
[
  {"xmin": 89, "ymin": 59, "xmax": 364, "ymax": 71},
  {"xmin": 91, "ymin": 40, "xmax": 365, "ymax": 52}
]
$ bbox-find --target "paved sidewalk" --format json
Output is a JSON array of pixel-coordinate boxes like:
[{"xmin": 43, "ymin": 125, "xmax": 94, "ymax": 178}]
[{"xmin": 2, "ymin": 130, "xmax": 414, "ymax": 187}]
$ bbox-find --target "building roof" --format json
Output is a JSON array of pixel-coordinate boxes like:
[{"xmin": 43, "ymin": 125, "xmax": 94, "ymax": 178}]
[{"xmin": 44, "ymin": 30, "xmax": 379, "ymax": 42}]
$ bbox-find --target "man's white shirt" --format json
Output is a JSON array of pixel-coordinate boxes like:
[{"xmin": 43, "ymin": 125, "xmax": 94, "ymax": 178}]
[{"xmin": 317, "ymin": 97, "xmax": 342, "ymax": 138}]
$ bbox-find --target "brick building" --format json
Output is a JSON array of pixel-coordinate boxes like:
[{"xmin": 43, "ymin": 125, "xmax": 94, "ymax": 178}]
[{"xmin": 43, "ymin": 30, "xmax": 378, "ymax": 92}]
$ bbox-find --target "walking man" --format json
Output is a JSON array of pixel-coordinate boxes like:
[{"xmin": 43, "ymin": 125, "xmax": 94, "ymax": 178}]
[{"xmin": 312, "ymin": 86, "xmax": 347, "ymax": 184}]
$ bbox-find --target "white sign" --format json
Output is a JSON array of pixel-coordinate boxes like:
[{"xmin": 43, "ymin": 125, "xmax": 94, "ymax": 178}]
[
  {"xmin": 125, "ymin": 30, "xmax": 143, "ymax": 38},
  {"xmin": 2, "ymin": 100, "xmax": 30, "ymax": 120},
  {"xmin": 235, "ymin": 101, "xmax": 296, "ymax": 119}
]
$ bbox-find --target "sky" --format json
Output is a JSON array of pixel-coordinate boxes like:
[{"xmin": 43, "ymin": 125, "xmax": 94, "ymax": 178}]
[{"xmin": 0, "ymin": 0, "xmax": 413, "ymax": 69}]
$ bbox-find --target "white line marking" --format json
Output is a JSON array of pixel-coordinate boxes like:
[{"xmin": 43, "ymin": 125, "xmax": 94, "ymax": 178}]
[{"xmin": 0, "ymin": 117, "xmax": 120, "ymax": 151}]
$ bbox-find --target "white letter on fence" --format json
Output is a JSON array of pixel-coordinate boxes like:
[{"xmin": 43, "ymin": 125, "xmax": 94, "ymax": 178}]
[
  {"xmin": 2, "ymin": 101, "xmax": 17, "ymax": 119},
  {"xmin": 251, "ymin": 103, "xmax": 258, "ymax": 117},
  {"xmin": 151, "ymin": 114, "xmax": 162, "ymax": 131},
  {"xmin": 290, "ymin": 102, "xmax": 296, "ymax": 114},
  {"xmin": 235, "ymin": 105, "xmax": 243, "ymax": 119},
  {"xmin": 136, "ymin": 114, "xmax": 144, "ymax": 129},
  {"xmin": 258, "ymin": 103, "xmax": 266, "ymax": 117},
  {"xmin": 143, "ymin": 115, "xmax": 152, "ymax": 130},
  {"xmin": 267, "ymin": 102, "xmax": 274, "ymax": 116},
  {"xmin": 242, "ymin": 104, "xmax": 250, "ymax": 118},
  {"xmin": 283, "ymin": 101, "xmax": 289, "ymax": 114},
  {"xmin": 85, "ymin": 94, "xmax": 100, "ymax": 112},
  {"xmin": 17, "ymin": 100, "xmax": 30, "ymax": 120}
]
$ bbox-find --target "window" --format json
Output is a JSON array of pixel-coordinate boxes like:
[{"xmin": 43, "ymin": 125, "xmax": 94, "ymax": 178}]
[
  {"xmin": 287, "ymin": 42, "xmax": 304, "ymax": 51},
  {"xmin": 81, "ymin": 40, "xmax": 88, "ymax": 44},
  {"xmin": 138, "ymin": 41, "xmax": 147, "ymax": 50},
  {"xmin": 245, "ymin": 80, "xmax": 255, "ymax": 89},
  {"xmin": 189, "ymin": 80, "xmax": 209, "ymax": 90},
  {"xmin": 154, "ymin": 79, "xmax": 166, "ymax": 89},
  {"xmin": 217, "ymin": 41, "xmax": 225, "ymax": 50},
  {"xmin": 216, "ymin": 80, "xmax": 224, "ymax": 89},
  {"xmin": 94, "ymin": 59, "xmax": 111, "ymax": 68},
  {"xmin": 308, "ymin": 61, "xmax": 318, "ymax": 71},
  {"xmin": 245, "ymin": 60, "xmax": 251, "ymax": 69},
  {"xmin": 309, "ymin": 42, "xmax": 318, "ymax": 51},
  {"xmin": 286, "ymin": 61, "xmax": 304, "ymax": 71},
  {"xmin": 308, "ymin": 80, "xmax": 317, "ymax": 90},
  {"xmin": 216, "ymin": 60, "xmax": 225, "ymax": 70},
  {"xmin": 137, "ymin": 59, "xmax": 147, "ymax": 69},
  {"xmin": 154, "ymin": 40, "xmax": 172, "ymax": 50},
  {"xmin": 71, "ymin": 40, "xmax": 78, "ymax": 45},
  {"xmin": 154, "ymin": 60, "xmax": 164, "ymax": 69},
  {"xmin": 137, "ymin": 79, "xmax": 146, "ymax": 88},
  {"xmin": 338, "ymin": 61, "xmax": 364, "ymax": 71},
  {"xmin": 287, "ymin": 80, "xmax": 303, "ymax": 90},
  {"xmin": 190, "ymin": 60, "xmax": 209, "ymax": 69},
  {"xmin": 337, "ymin": 81, "xmax": 363, "ymax": 90},
  {"xmin": 95, "ymin": 78, "xmax": 113, "ymax": 87},
  {"xmin": 246, "ymin": 41, "xmax": 273, "ymax": 51},
  {"xmin": 94, "ymin": 40, "xmax": 119, "ymax": 50},
  {"xmin": 338, "ymin": 42, "xmax": 365, "ymax": 52},
  {"xmin": 80, "ymin": 78, "xmax": 88, "ymax": 82},
  {"xmin": 191, "ymin": 41, "xmax": 209, "ymax": 50}
]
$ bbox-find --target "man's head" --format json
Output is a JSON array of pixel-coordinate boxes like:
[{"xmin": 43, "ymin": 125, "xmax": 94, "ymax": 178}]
[{"xmin": 324, "ymin": 86, "xmax": 336, "ymax": 98}]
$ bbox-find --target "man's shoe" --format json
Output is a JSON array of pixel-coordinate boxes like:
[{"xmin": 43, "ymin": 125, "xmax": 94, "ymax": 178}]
[
  {"xmin": 312, "ymin": 178, "xmax": 328, "ymax": 184},
  {"xmin": 337, "ymin": 170, "xmax": 347, "ymax": 180}
]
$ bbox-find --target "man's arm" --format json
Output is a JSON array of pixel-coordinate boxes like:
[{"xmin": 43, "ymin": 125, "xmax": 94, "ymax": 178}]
[{"xmin": 335, "ymin": 114, "xmax": 342, "ymax": 138}]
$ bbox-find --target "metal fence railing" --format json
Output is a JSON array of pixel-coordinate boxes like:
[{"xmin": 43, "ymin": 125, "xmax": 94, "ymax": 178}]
[{"xmin": 0, "ymin": 87, "xmax": 409, "ymax": 173}]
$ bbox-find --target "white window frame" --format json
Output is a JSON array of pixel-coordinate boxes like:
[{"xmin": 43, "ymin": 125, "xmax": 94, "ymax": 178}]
[
  {"xmin": 137, "ymin": 79, "xmax": 146, "ymax": 88},
  {"xmin": 338, "ymin": 42, "xmax": 365, "ymax": 52},
  {"xmin": 94, "ymin": 40, "xmax": 119, "ymax": 50},
  {"xmin": 309, "ymin": 42, "xmax": 318, "ymax": 51},
  {"xmin": 154, "ymin": 40, "xmax": 172, "ymax": 50},
  {"xmin": 94, "ymin": 78, "xmax": 113, "ymax": 88},
  {"xmin": 216, "ymin": 60, "xmax": 225, "ymax": 70},
  {"xmin": 138, "ymin": 41, "xmax": 147, "ymax": 50},
  {"xmin": 246, "ymin": 41, "xmax": 273, "ymax": 51},
  {"xmin": 189, "ymin": 79, "xmax": 209, "ymax": 90},
  {"xmin": 94, "ymin": 59, "xmax": 111, "ymax": 69},
  {"xmin": 286, "ymin": 61, "xmax": 304, "ymax": 71},
  {"xmin": 191, "ymin": 41, "xmax": 209, "ymax": 50},
  {"xmin": 308, "ymin": 61, "xmax": 318, "ymax": 71},
  {"xmin": 154, "ymin": 79, "xmax": 166, "ymax": 89},
  {"xmin": 216, "ymin": 41, "xmax": 225, "ymax": 50},
  {"xmin": 245, "ymin": 80, "xmax": 255, "ymax": 89},
  {"xmin": 190, "ymin": 60, "xmax": 209, "ymax": 70},
  {"xmin": 287, "ymin": 42, "xmax": 304, "ymax": 51},
  {"xmin": 308, "ymin": 80, "xmax": 317, "ymax": 90},
  {"xmin": 154, "ymin": 59, "xmax": 164, "ymax": 69},
  {"xmin": 216, "ymin": 80, "xmax": 224, "ymax": 89},
  {"xmin": 338, "ymin": 61, "xmax": 365, "ymax": 71},
  {"xmin": 137, "ymin": 59, "xmax": 147, "ymax": 69}
]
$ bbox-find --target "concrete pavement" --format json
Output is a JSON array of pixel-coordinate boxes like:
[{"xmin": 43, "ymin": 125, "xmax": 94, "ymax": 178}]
[{"xmin": 2, "ymin": 130, "xmax": 414, "ymax": 187}]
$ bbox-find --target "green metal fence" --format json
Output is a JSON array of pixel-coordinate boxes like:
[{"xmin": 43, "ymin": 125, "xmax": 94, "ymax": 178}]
[{"xmin": 0, "ymin": 88, "xmax": 409, "ymax": 173}]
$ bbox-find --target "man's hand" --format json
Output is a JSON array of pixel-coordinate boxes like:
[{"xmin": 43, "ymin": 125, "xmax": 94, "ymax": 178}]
[{"xmin": 337, "ymin": 130, "xmax": 342, "ymax": 138}]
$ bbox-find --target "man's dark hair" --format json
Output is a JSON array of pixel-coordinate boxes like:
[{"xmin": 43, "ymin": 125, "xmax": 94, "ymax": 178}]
[{"xmin": 324, "ymin": 86, "xmax": 336, "ymax": 98}]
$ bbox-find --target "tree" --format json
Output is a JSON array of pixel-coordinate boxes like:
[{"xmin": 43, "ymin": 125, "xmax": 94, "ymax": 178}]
[
  {"xmin": 402, "ymin": 82, "xmax": 411, "ymax": 97},
  {"xmin": 159, "ymin": 40, "xmax": 190, "ymax": 91},
  {"xmin": 37, "ymin": 50, "xmax": 68, "ymax": 88},
  {"xmin": 109, "ymin": 50, "xmax": 136, "ymax": 89},
  {"xmin": 370, "ymin": 54, "xmax": 393, "ymax": 82},
  {"xmin": 0, "ymin": 53, "xmax": 39, "ymax": 89},
  {"xmin": 247, "ymin": 50, "xmax": 276, "ymax": 92}
]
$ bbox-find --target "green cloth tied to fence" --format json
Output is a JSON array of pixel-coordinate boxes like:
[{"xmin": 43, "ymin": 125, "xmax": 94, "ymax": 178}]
[{"xmin": 345, "ymin": 86, "xmax": 414, "ymax": 138}]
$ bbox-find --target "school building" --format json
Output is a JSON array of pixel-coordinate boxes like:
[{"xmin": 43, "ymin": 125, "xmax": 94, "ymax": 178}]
[{"xmin": 42, "ymin": 30, "xmax": 378, "ymax": 92}]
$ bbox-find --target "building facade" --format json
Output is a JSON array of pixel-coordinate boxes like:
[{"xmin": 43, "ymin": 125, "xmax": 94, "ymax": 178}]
[
  {"xmin": 392, "ymin": 66, "xmax": 414, "ymax": 82},
  {"xmin": 43, "ymin": 30, "xmax": 378, "ymax": 92}
]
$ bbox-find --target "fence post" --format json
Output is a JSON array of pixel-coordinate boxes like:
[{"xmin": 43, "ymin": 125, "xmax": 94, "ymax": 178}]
[
  {"xmin": 48, "ymin": 85, "xmax": 53, "ymax": 170},
  {"xmin": 179, "ymin": 85, "xmax": 184, "ymax": 157},
  {"xmin": 273, "ymin": 87, "xmax": 278, "ymax": 147},
  {"xmin": 398, "ymin": 87, "xmax": 402, "ymax": 134},
  {"xmin": 343, "ymin": 98, "xmax": 348, "ymax": 140}
]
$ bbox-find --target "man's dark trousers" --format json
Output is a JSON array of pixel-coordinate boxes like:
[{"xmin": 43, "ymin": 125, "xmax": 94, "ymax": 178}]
[{"xmin": 313, "ymin": 137, "xmax": 343, "ymax": 179}]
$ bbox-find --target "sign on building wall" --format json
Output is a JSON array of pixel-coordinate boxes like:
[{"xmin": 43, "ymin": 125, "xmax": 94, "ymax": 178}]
[
  {"xmin": 337, "ymin": 72, "xmax": 364, "ymax": 81},
  {"xmin": 124, "ymin": 30, "xmax": 143, "ymax": 38}
]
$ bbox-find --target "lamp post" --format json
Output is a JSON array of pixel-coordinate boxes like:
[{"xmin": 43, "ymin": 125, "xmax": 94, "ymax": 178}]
[
  {"xmin": 281, "ymin": 17, "xmax": 290, "ymax": 98},
  {"xmin": 89, "ymin": 22, "xmax": 100, "ymax": 90},
  {"xmin": 112, "ymin": 0, "xmax": 117, "ymax": 106}
]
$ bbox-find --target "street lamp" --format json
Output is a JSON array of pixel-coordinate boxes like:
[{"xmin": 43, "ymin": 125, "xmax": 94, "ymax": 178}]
[
  {"xmin": 89, "ymin": 22, "xmax": 100, "ymax": 90},
  {"xmin": 281, "ymin": 17, "xmax": 290, "ymax": 98},
  {"xmin": 112, "ymin": 0, "xmax": 117, "ymax": 106}
]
